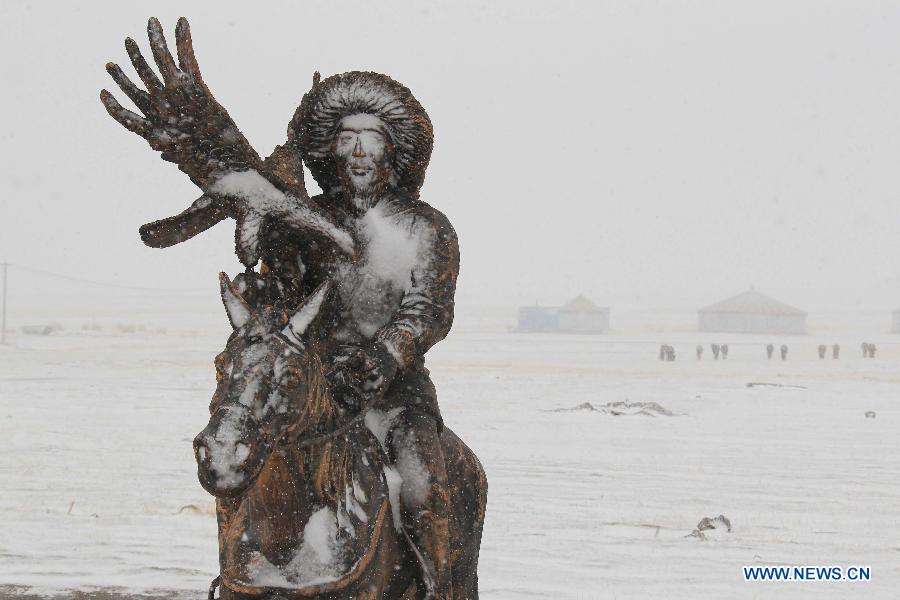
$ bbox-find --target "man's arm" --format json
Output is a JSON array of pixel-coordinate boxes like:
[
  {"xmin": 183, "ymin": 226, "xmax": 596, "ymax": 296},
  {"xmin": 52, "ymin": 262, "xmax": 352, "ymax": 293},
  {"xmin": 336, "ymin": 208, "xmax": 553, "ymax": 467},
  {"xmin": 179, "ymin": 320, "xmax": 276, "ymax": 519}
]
[
  {"xmin": 101, "ymin": 18, "xmax": 355, "ymax": 267},
  {"xmin": 101, "ymin": 18, "xmax": 262, "ymax": 190},
  {"xmin": 374, "ymin": 207, "xmax": 460, "ymax": 369},
  {"xmin": 326, "ymin": 206, "xmax": 459, "ymax": 414}
]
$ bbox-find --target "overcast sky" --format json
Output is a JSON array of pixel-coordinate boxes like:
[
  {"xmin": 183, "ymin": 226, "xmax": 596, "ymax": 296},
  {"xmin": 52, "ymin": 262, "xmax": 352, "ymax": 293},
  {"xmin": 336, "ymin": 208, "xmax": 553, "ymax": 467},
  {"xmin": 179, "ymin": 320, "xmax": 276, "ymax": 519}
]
[{"xmin": 3, "ymin": 0, "xmax": 900, "ymax": 316}]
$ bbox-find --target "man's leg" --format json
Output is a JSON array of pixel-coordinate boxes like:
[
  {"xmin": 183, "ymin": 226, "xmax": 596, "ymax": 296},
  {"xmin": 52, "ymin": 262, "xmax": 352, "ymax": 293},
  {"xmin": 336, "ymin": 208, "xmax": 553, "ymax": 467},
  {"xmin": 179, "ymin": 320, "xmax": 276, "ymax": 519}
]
[{"xmin": 389, "ymin": 409, "xmax": 453, "ymax": 599}]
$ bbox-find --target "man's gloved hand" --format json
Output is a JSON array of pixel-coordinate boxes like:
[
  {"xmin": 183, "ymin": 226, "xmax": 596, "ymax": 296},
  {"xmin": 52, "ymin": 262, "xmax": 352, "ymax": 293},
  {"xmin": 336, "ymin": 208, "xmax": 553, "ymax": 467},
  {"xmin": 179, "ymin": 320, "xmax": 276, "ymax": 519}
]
[{"xmin": 327, "ymin": 341, "xmax": 400, "ymax": 415}]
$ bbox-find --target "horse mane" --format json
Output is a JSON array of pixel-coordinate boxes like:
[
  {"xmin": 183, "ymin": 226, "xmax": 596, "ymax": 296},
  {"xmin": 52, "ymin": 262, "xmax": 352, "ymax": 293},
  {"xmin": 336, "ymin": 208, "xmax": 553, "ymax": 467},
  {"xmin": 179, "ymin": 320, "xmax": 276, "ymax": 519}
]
[
  {"xmin": 288, "ymin": 348, "xmax": 354, "ymax": 505},
  {"xmin": 238, "ymin": 275, "xmax": 356, "ymax": 507}
]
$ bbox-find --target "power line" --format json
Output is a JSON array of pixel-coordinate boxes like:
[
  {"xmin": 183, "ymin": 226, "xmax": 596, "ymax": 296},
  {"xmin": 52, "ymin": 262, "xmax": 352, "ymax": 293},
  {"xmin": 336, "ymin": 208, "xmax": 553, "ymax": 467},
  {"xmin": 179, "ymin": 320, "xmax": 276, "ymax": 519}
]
[
  {"xmin": 11, "ymin": 264, "xmax": 210, "ymax": 293},
  {"xmin": 1, "ymin": 262, "xmax": 215, "ymax": 341}
]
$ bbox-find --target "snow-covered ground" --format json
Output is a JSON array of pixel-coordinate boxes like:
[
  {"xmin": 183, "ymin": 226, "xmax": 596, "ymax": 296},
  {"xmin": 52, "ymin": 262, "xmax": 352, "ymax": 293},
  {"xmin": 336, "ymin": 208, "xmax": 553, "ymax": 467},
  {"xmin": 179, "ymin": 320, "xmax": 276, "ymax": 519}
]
[{"xmin": 2, "ymin": 311, "xmax": 899, "ymax": 598}]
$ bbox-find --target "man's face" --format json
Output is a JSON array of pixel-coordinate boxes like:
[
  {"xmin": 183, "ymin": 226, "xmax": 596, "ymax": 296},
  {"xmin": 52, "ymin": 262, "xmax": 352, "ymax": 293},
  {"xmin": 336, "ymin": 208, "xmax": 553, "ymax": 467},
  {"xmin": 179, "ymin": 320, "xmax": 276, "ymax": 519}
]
[{"xmin": 332, "ymin": 113, "xmax": 393, "ymax": 197}]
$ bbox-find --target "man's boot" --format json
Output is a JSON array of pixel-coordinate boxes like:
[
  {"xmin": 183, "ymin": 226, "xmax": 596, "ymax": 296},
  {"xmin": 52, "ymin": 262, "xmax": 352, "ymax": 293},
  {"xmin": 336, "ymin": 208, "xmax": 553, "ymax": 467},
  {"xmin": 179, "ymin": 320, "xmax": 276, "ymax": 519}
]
[{"xmin": 408, "ymin": 509, "xmax": 453, "ymax": 600}]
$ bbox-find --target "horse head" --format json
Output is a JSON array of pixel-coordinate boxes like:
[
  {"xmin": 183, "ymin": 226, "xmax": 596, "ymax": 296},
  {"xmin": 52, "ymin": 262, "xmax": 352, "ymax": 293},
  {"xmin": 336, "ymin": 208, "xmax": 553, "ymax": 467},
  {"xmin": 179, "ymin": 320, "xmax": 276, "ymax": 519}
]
[{"xmin": 193, "ymin": 272, "xmax": 333, "ymax": 498}]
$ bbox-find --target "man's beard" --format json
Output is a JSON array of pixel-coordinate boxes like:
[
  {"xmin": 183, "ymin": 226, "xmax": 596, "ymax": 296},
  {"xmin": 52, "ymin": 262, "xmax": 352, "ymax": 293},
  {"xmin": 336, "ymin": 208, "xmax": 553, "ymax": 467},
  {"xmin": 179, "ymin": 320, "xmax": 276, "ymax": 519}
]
[{"xmin": 335, "ymin": 158, "xmax": 392, "ymax": 209}]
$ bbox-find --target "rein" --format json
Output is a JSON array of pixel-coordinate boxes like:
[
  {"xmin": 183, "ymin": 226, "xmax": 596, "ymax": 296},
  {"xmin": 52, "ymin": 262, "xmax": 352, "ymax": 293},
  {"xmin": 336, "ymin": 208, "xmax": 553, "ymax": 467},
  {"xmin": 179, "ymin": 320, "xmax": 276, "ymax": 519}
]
[{"xmin": 273, "ymin": 411, "xmax": 366, "ymax": 450}]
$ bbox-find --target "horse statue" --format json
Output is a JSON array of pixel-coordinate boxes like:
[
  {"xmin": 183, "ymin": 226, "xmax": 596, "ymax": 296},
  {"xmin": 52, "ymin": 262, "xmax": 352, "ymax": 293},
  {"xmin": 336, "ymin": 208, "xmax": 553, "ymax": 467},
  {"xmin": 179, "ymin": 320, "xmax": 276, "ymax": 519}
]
[{"xmin": 194, "ymin": 274, "xmax": 487, "ymax": 599}]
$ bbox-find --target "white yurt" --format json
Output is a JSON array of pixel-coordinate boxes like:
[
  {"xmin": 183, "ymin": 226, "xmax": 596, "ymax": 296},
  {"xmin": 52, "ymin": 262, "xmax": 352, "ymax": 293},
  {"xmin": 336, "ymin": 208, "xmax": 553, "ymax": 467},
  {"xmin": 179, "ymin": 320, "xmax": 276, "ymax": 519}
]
[
  {"xmin": 698, "ymin": 289, "xmax": 806, "ymax": 334},
  {"xmin": 557, "ymin": 295, "xmax": 610, "ymax": 333}
]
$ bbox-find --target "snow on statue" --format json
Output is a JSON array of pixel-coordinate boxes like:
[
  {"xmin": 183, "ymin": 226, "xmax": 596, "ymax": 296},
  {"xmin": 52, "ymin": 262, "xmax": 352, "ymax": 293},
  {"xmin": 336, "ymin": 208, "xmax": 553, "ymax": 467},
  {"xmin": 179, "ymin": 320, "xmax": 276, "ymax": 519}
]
[{"xmin": 101, "ymin": 17, "xmax": 486, "ymax": 600}]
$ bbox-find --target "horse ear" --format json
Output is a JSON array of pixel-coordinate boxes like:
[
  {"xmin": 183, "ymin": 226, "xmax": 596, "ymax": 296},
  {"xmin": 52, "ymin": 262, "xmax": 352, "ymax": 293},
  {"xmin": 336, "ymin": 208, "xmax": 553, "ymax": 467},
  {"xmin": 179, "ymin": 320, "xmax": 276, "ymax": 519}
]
[
  {"xmin": 284, "ymin": 279, "xmax": 333, "ymax": 341},
  {"xmin": 219, "ymin": 272, "xmax": 252, "ymax": 330}
]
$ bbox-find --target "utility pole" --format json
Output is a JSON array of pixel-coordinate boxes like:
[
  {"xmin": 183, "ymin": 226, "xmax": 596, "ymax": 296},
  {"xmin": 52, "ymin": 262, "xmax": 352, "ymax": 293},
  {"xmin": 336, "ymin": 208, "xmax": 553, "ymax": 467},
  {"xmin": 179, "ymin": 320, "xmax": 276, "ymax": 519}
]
[{"xmin": 1, "ymin": 262, "xmax": 7, "ymax": 345}]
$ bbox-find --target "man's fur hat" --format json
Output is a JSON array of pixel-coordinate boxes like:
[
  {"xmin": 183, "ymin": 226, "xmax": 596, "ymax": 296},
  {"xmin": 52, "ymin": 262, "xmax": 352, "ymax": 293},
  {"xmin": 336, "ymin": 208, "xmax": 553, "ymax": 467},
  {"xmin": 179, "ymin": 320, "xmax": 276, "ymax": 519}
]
[{"xmin": 288, "ymin": 71, "xmax": 433, "ymax": 198}]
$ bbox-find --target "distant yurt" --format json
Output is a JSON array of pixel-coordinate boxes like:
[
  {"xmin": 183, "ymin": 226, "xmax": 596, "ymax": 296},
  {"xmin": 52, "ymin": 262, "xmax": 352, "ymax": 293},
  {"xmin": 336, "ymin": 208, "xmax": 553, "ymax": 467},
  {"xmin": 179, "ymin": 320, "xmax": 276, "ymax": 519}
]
[
  {"xmin": 517, "ymin": 296, "xmax": 610, "ymax": 333},
  {"xmin": 557, "ymin": 295, "xmax": 610, "ymax": 333},
  {"xmin": 698, "ymin": 289, "xmax": 806, "ymax": 334},
  {"xmin": 892, "ymin": 309, "xmax": 900, "ymax": 333},
  {"xmin": 517, "ymin": 305, "xmax": 559, "ymax": 332}
]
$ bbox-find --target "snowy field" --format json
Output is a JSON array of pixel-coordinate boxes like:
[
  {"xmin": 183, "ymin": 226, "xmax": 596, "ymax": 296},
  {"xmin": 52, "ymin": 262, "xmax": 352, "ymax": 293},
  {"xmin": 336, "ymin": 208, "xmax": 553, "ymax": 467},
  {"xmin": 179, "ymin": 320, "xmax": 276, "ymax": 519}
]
[{"xmin": 2, "ymin": 310, "xmax": 899, "ymax": 599}]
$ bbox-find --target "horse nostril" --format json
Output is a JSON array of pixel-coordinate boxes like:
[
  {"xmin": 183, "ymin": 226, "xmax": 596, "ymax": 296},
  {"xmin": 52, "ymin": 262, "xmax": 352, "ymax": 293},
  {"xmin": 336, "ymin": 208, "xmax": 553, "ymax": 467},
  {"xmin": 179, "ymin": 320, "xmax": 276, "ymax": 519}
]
[
  {"xmin": 194, "ymin": 435, "xmax": 210, "ymax": 463},
  {"xmin": 234, "ymin": 442, "xmax": 251, "ymax": 463}
]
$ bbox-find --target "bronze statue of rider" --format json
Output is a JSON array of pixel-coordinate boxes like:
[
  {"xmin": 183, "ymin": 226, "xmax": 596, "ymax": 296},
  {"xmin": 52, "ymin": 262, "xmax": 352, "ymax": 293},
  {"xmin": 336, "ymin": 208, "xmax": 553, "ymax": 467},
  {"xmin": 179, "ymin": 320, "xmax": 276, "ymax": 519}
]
[{"xmin": 100, "ymin": 17, "xmax": 460, "ymax": 598}]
